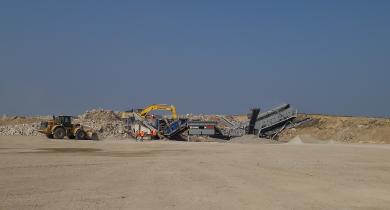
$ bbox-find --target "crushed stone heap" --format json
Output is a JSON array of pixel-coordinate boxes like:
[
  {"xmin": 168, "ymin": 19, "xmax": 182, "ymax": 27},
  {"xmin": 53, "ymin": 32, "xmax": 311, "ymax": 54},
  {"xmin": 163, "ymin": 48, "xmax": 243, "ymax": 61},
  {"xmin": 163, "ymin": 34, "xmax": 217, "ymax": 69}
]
[
  {"xmin": 75, "ymin": 109, "xmax": 126, "ymax": 139},
  {"xmin": 0, "ymin": 123, "xmax": 41, "ymax": 136},
  {"xmin": 78, "ymin": 109, "xmax": 120, "ymax": 122},
  {"xmin": 0, "ymin": 110, "xmax": 128, "ymax": 139}
]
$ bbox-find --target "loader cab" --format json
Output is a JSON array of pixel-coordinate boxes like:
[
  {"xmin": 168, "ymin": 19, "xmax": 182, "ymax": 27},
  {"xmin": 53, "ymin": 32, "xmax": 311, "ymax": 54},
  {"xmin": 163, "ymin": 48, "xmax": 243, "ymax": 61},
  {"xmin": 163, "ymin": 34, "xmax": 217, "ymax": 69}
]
[{"xmin": 54, "ymin": 115, "xmax": 72, "ymax": 127}]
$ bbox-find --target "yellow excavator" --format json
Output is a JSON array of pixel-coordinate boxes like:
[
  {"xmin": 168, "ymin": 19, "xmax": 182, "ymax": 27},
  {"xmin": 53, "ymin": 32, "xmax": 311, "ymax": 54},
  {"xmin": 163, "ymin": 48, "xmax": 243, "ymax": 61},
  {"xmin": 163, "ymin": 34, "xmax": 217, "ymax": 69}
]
[
  {"xmin": 120, "ymin": 104, "xmax": 188, "ymax": 139},
  {"xmin": 120, "ymin": 104, "xmax": 178, "ymax": 120},
  {"xmin": 139, "ymin": 104, "xmax": 177, "ymax": 119}
]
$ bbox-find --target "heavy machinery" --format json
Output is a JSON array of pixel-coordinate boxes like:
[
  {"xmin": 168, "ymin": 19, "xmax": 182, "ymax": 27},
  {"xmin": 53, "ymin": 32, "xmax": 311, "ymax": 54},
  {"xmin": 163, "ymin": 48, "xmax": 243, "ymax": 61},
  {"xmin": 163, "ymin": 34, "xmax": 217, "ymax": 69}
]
[
  {"xmin": 122, "ymin": 104, "xmax": 188, "ymax": 139},
  {"xmin": 212, "ymin": 104, "xmax": 300, "ymax": 139},
  {"xmin": 37, "ymin": 115, "xmax": 98, "ymax": 140},
  {"xmin": 254, "ymin": 104, "xmax": 297, "ymax": 138},
  {"xmin": 138, "ymin": 104, "xmax": 178, "ymax": 120},
  {"xmin": 120, "ymin": 104, "xmax": 177, "ymax": 120}
]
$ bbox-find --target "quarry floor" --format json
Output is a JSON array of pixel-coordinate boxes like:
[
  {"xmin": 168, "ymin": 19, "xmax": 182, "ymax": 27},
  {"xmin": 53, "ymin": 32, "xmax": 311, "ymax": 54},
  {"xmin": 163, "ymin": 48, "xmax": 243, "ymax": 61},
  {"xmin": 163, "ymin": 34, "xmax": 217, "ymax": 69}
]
[{"xmin": 1, "ymin": 136, "xmax": 390, "ymax": 210}]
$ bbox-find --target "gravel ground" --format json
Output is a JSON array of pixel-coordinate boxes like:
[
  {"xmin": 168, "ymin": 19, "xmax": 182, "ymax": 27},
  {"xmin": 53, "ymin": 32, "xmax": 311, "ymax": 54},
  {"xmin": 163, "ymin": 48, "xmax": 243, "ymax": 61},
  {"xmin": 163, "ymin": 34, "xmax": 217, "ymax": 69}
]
[{"xmin": 1, "ymin": 136, "xmax": 390, "ymax": 210}]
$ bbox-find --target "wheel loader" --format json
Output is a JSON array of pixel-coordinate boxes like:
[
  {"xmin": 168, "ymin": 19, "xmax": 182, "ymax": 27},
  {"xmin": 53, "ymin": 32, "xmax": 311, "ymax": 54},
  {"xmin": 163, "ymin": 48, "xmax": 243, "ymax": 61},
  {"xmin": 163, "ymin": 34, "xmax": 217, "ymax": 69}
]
[{"xmin": 37, "ymin": 115, "xmax": 98, "ymax": 140}]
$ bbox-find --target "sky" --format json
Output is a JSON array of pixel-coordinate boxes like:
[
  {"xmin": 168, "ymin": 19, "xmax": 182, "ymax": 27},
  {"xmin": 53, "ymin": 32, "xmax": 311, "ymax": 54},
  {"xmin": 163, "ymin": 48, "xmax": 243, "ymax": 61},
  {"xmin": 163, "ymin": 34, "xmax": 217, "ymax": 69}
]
[{"xmin": 0, "ymin": 0, "xmax": 389, "ymax": 117}]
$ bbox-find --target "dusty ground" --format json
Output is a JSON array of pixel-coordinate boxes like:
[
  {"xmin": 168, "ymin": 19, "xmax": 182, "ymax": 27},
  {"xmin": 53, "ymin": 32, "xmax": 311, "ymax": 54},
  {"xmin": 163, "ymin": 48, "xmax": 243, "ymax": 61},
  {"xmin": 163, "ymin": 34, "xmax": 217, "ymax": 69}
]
[{"xmin": 1, "ymin": 136, "xmax": 390, "ymax": 210}]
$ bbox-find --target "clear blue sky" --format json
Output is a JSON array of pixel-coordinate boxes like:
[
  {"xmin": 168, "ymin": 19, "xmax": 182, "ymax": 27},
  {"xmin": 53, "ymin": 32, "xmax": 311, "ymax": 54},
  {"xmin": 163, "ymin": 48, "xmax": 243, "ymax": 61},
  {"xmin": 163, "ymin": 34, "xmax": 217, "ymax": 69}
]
[{"xmin": 1, "ymin": 0, "xmax": 389, "ymax": 117}]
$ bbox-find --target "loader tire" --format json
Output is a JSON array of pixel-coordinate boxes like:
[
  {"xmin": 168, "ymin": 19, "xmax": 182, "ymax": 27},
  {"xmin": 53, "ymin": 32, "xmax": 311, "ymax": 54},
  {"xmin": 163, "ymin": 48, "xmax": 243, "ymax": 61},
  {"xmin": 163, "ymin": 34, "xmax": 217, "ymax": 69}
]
[
  {"xmin": 46, "ymin": 134, "xmax": 53, "ymax": 139},
  {"xmin": 53, "ymin": 127, "xmax": 65, "ymax": 139},
  {"xmin": 90, "ymin": 133, "xmax": 99, "ymax": 141},
  {"xmin": 75, "ymin": 129, "xmax": 86, "ymax": 140}
]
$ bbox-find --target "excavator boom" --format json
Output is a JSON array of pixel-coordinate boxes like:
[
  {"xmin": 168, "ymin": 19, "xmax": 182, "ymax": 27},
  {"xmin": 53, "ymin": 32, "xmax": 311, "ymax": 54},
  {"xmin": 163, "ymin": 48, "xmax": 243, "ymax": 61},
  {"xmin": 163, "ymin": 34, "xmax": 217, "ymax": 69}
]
[{"xmin": 139, "ymin": 104, "xmax": 178, "ymax": 120}]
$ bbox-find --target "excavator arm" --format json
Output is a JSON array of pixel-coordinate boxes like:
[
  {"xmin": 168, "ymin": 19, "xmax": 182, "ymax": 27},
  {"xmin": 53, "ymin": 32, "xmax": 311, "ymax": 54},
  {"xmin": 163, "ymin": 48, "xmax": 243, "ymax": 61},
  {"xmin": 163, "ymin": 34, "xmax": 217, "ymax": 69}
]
[{"xmin": 139, "ymin": 104, "xmax": 178, "ymax": 120}]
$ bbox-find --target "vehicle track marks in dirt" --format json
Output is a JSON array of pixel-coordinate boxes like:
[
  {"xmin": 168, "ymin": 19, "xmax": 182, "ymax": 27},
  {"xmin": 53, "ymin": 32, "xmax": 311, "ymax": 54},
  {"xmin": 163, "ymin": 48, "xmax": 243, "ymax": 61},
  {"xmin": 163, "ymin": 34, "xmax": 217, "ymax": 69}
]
[{"xmin": 17, "ymin": 147, "xmax": 189, "ymax": 158}]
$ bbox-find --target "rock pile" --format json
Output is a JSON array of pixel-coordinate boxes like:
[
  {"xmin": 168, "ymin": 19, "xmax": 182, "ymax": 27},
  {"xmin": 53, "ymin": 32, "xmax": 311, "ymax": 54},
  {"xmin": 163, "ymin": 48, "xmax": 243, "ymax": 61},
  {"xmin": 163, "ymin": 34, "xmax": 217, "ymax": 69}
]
[
  {"xmin": 0, "ymin": 109, "xmax": 128, "ymax": 139},
  {"xmin": 79, "ymin": 109, "xmax": 120, "ymax": 121},
  {"xmin": 0, "ymin": 123, "xmax": 41, "ymax": 136},
  {"xmin": 76, "ymin": 109, "xmax": 127, "ymax": 139}
]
